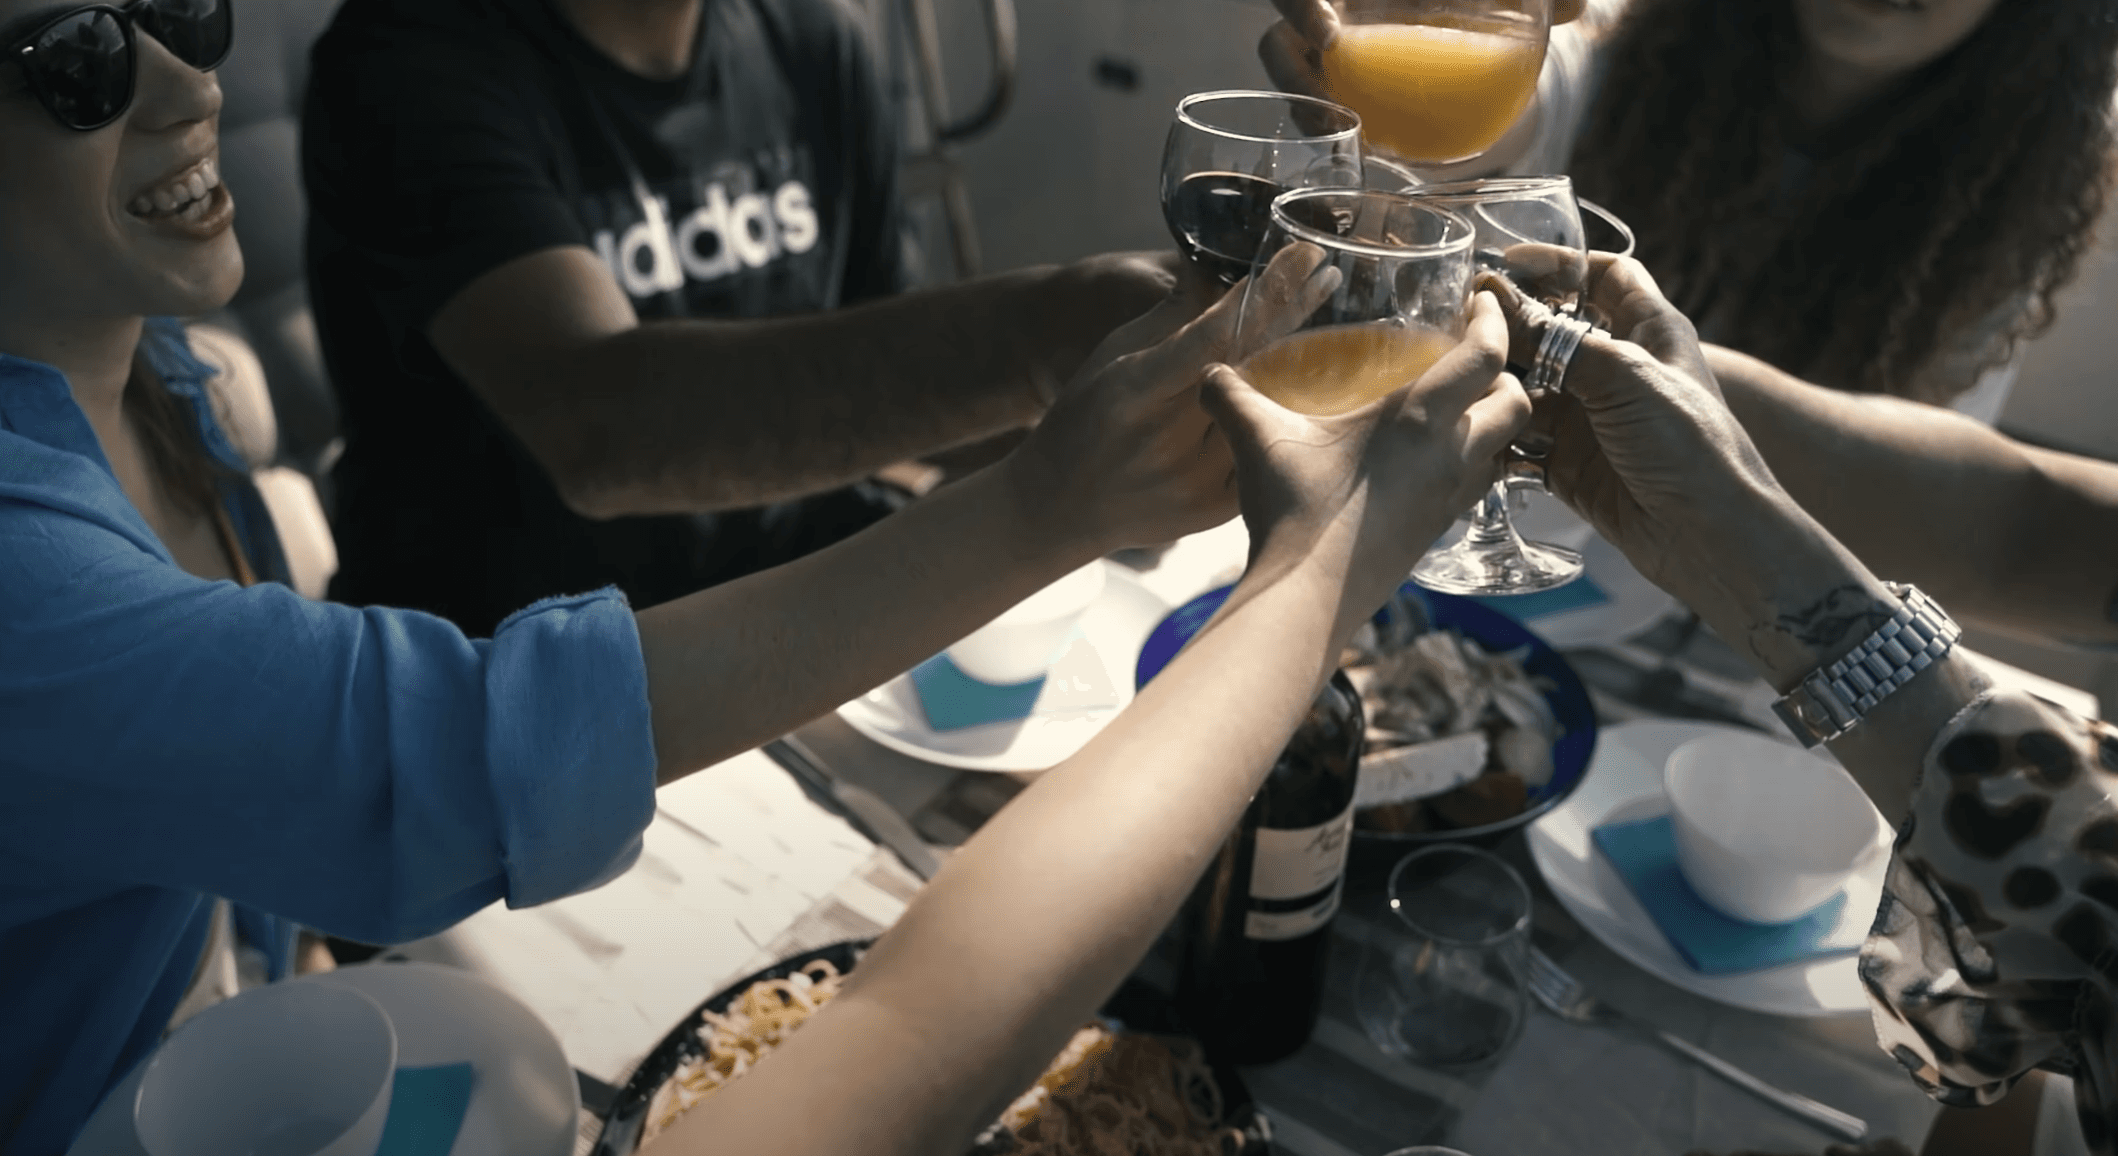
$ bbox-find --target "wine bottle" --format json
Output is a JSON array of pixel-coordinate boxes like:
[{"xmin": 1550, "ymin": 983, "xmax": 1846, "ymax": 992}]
[{"xmin": 1175, "ymin": 670, "xmax": 1364, "ymax": 1065}]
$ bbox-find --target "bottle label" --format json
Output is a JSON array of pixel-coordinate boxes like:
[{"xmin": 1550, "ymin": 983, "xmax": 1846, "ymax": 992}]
[{"xmin": 1243, "ymin": 806, "xmax": 1354, "ymax": 941}]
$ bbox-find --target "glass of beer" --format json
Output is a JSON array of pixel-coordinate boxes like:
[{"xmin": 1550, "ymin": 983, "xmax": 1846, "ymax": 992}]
[
  {"xmin": 1232, "ymin": 187, "xmax": 1475, "ymax": 420},
  {"xmin": 1161, "ymin": 91, "xmax": 1365, "ymax": 286},
  {"xmin": 1316, "ymin": 0, "xmax": 1553, "ymax": 168}
]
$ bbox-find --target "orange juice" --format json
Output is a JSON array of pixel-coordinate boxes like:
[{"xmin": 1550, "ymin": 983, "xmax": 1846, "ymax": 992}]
[
  {"xmin": 1240, "ymin": 323, "xmax": 1458, "ymax": 417},
  {"xmin": 1319, "ymin": 22, "xmax": 1545, "ymax": 164}
]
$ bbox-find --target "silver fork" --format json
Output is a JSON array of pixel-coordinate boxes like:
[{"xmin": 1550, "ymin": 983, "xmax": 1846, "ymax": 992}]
[{"xmin": 1526, "ymin": 946, "xmax": 1869, "ymax": 1142}]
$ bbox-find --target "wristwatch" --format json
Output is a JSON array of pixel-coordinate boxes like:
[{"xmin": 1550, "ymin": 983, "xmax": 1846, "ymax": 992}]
[{"xmin": 1771, "ymin": 583, "xmax": 1961, "ymax": 748}]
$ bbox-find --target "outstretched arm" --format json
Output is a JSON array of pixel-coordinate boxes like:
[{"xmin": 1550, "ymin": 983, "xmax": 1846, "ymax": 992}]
[
  {"xmin": 1707, "ymin": 343, "xmax": 2118, "ymax": 648},
  {"xmin": 430, "ymin": 247, "xmax": 1174, "ymax": 519}
]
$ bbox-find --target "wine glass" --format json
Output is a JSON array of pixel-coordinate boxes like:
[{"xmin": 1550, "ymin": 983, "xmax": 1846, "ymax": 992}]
[
  {"xmin": 1161, "ymin": 91, "xmax": 1364, "ymax": 286},
  {"xmin": 1574, "ymin": 196, "xmax": 1637, "ymax": 329},
  {"xmin": 1314, "ymin": 0, "xmax": 1554, "ymax": 169},
  {"xmin": 1231, "ymin": 188, "xmax": 1475, "ymax": 424},
  {"xmin": 1401, "ymin": 175, "xmax": 1588, "ymax": 595}
]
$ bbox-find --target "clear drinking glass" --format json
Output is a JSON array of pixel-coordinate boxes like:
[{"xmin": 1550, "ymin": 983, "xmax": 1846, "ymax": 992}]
[
  {"xmin": 1315, "ymin": 0, "xmax": 1554, "ymax": 169},
  {"xmin": 1578, "ymin": 197, "xmax": 1635, "ymax": 259},
  {"xmin": 1230, "ymin": 187, "xmax": 1475, "ymax": 420},
  {"xmin": 1402, "ymin": 175, "xmax": 1587, "ymax": 594},
  {"xmin": 1161, "ymin": 91, "xmax": 1364, "ymax": 286},
  {"xmin": 1356, "ymin": 845, "xmax": 1531, "ymax": 1069}
]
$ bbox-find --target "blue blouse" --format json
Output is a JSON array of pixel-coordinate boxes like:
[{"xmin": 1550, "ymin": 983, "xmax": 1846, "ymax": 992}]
[{"xmin": 0, "ymin": 320, "xmax": 658, "ymax": 1154}]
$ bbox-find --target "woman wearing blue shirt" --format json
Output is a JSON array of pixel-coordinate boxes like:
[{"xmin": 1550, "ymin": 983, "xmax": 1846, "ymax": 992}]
[{"xmin": 0, "ymin": 2, "xmax": 1535, "ymax": 1151}]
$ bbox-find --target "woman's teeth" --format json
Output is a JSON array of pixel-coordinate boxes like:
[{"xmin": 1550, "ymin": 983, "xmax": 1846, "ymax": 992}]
[{"xmin": 128, "ymin": 160, "xmax": 221, "ymax": 218}]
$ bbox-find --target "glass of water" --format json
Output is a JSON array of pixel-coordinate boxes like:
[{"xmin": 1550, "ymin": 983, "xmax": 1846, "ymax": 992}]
[{"xmin": 1356, "ymin": 845, "xmax": 1530, "ymax": 1068}]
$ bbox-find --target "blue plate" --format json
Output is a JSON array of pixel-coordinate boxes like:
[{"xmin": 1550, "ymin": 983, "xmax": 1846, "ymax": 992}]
[{"xmin": 1136, "ymin": 582, "xmax": 1598, "ymax": 853}]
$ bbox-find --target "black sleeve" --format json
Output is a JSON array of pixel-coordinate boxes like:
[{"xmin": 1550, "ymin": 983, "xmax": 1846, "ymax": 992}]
[
  {"xmin": 829, "ymin": 1, "xmax": 913, "ymax": 303},
  {"xmin": 301, "ymin": 7, "xmax": 589, "ymax": 338}
]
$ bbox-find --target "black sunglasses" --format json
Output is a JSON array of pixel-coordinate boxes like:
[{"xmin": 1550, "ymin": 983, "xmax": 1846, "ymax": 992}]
[{"xmin": 3, "ymin": 0, "xmax": 234, "ymax": 132}]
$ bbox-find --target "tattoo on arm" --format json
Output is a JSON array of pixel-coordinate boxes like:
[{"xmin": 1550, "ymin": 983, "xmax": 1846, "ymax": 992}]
[{"xmin": 1768, "ymin": 584, "xmax": 1896, "ymax": 650}]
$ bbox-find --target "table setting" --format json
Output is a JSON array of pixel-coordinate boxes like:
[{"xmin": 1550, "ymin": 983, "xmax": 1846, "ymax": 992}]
[{"xmin": 69, "ymin": 2, "xmax": 2106, "ymax": 1151}]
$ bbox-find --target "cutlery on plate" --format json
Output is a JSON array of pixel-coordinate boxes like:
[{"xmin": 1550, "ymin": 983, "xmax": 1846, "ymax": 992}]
[
  {"xmin": 1526, "ymin": 946, "xmax": 1868, "ymax": 1142},
  {"xmin": 1564, "ymin": 648, "xmax": 1765, "ymax": 732},
  {"xmin": 764, "ymin": 736, "xmax": 946, "ymax": 881}
]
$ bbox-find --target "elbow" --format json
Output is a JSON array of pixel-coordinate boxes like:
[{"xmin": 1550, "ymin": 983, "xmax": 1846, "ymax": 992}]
[
  {"xmin": 521, "ymin": 417, "xmax": 637, "ymax": 521},
  {"xmin": 550, "ymin": 464, "xmax": 632, "ymax": 522}
]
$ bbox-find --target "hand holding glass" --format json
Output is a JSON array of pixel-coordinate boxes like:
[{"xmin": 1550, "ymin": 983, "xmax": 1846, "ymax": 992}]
[
  {"xmin": 1315, "ymin": 0, "xmax": 1553, "ymax": 167},
  {"xmin": 1231, "ymin": 187, "xmax": 1475, "ymax": 422}
]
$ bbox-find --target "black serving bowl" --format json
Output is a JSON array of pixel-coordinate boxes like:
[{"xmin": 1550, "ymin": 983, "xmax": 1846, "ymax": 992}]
[{"xmin": 590, "ymin": 940, "xmax": 1271, "ymax": 1156}]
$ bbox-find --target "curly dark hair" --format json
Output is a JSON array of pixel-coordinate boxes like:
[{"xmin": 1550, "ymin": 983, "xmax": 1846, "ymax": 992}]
[{"xmin": 1568, "ymin": 0, "xmax": 2118, "ymax": 403}]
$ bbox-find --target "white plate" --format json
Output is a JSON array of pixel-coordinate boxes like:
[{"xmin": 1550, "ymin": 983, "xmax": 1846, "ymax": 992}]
[
  {"xmin": 1525, "ymin": 721, "xmax": 1894, "ymax": 1018},
  {"xmin": 836, "ymin": 567, "xmax": 1170, "ymax": 772},
  {"xmin": 68, "ymin": 963, "xmax": 577, "ymax": 1156},
  {"xmin": 303, "ymin": 963, "xmax": 577, "ymax": 1156}
]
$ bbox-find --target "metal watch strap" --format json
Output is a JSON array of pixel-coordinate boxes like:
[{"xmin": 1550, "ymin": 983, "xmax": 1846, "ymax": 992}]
[{"xmin": 1771, "ymin": 583, "xmax": 1961, "ymax": 748}]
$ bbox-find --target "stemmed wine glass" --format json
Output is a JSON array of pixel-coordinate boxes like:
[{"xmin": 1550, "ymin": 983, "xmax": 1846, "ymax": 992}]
[
  {"xmin": 1161, "ymin": 91, "xmax": 1364, "ymax": 286},
  {"xmin": 1313, "ymin": 0, "xmax": 1554, "ymax": 170},
  {"xmin": 1399, "ymin": 175, "xmax": 1590, "ymax": 594},
  {"xmin": 1231, "ymin": 187, "xmax": 1475, "ymax": 423}
]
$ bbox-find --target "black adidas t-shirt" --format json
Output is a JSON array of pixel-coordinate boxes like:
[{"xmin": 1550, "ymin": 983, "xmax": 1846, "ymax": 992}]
[{"xmin": 304, "ymin": 0, "xmax": 908, "ymax": 636}]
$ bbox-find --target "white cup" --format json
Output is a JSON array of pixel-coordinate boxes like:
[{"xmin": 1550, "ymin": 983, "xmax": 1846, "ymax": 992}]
[
  {"xmin": 1664, "ymin": 732, "xmax": 1884, "ymax": 925},
  {"xmin": 946, "ymin": 561, "xmax": 1109, "ymax": 685},
  {"xmin": 135, "ymin": 981, "xmax": 398, "ymax": 1156}
]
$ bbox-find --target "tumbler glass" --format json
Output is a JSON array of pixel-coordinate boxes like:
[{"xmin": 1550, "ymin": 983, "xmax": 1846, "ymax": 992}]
[{"xmin": 1356, "ymin": 845, "xmax": 1531, "ymax": 1068}]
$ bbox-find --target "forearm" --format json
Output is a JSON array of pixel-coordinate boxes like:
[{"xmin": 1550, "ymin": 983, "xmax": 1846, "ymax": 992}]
[
  {"xmin": 1662, "ymin": 480, "xmax": 1993, "ymax": 819},
  {"xmin": 555, "ymin": 262, "xmax": 1159, "ymax": 516},
  {"xmin": 648, "ymin": 522, "xmax": 1379, "ymax": 1156},
  {"xmin": 1709, "ymin": 344, "xmax": 2118, "ymax": 644},
  {"xmin": 634, "ymin": 464, "xmax": 1100, "ymax": 781}
]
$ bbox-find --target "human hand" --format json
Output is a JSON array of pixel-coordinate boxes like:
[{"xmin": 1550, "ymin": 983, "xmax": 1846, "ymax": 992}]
[
  {"xmin": 1199, "ymin": 289, "xmax": 1529, "ymax": 604},
  {"xmin": 1482, "ymin": 257, "xmax": 1795, "ymax": 596},
  {"xmin": 999, "ymin": 244, "xmax": 1341, "ymax": 555},
  {"xmin": 1031, "ymin": 251, "xmax": 1197, "ymax": 406}
]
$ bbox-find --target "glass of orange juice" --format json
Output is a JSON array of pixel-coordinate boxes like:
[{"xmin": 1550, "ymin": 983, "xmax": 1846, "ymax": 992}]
[
  {"xmin": 1317, "ymin": 0, "xmax": 1553, "ymax": 167},
  {"xmin": 1232, "ymin": 187, "xmax": 1475, "ymax": 420}
]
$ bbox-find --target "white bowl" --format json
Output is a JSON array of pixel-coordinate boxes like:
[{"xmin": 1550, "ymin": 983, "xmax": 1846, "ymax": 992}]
[
  {"xmin": 1664, "ymin": 732, "xmax": 1884, "ymax": 925},
  {"xmin": 135, "ymin": 982, "xmax": 397, "ymax": 1156},
  {"xmin": 946, "ymin": 560, "xmax": 1110, "ymax": 685}
]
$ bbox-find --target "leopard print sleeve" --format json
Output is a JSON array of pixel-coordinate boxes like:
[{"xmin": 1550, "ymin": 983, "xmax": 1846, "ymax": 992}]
[{"xmin": 1861, "ymin": 691, "xmax": 2118, "ymax": 1155}]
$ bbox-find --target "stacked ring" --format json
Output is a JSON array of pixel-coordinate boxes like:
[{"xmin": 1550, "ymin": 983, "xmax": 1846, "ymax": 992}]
[{"xmin": 1527, "ymin": 313, "xmax": 1595, "ymax": 397}]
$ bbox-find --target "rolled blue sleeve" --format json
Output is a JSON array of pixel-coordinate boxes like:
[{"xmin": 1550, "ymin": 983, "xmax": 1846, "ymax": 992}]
[
  {"xmin": 485, "ymin": 593, "xmax": 655, "ymax": 905},
  {"xmin": 0, "ymin": 499, "xmax": 658, "ymax": 944}
]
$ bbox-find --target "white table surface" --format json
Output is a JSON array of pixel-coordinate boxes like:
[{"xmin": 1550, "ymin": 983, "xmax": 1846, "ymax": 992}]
[{"xmin": 398, "ymin": 748, "xmax": 902, "ymax": 1087}]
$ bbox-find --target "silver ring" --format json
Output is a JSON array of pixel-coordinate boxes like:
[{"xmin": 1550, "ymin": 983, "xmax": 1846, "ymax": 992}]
[
  {"xmin": 1503, "ymin": 454, "xmax": 1549, "ymax": 491},
  {"xmin": 1527, "ymin": 313, "xmax": 1594, "ymax": 397}
]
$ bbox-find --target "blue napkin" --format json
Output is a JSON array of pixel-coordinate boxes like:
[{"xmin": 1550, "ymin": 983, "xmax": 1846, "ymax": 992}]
[
  {"xmin": 374, "ymin": 1063, "xmax": 476, "ymax": 1156},
  {"xmin": 1472, "ymin": 574, "xmax": 1610, "ymax": 621},
  {"xmin": 910, "ymin": 653, "xmax": 1047, "ymax": 731},
  {"xmin": 1592, "ymin": 815, "xmax": 1853, "ymax": 976}
]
